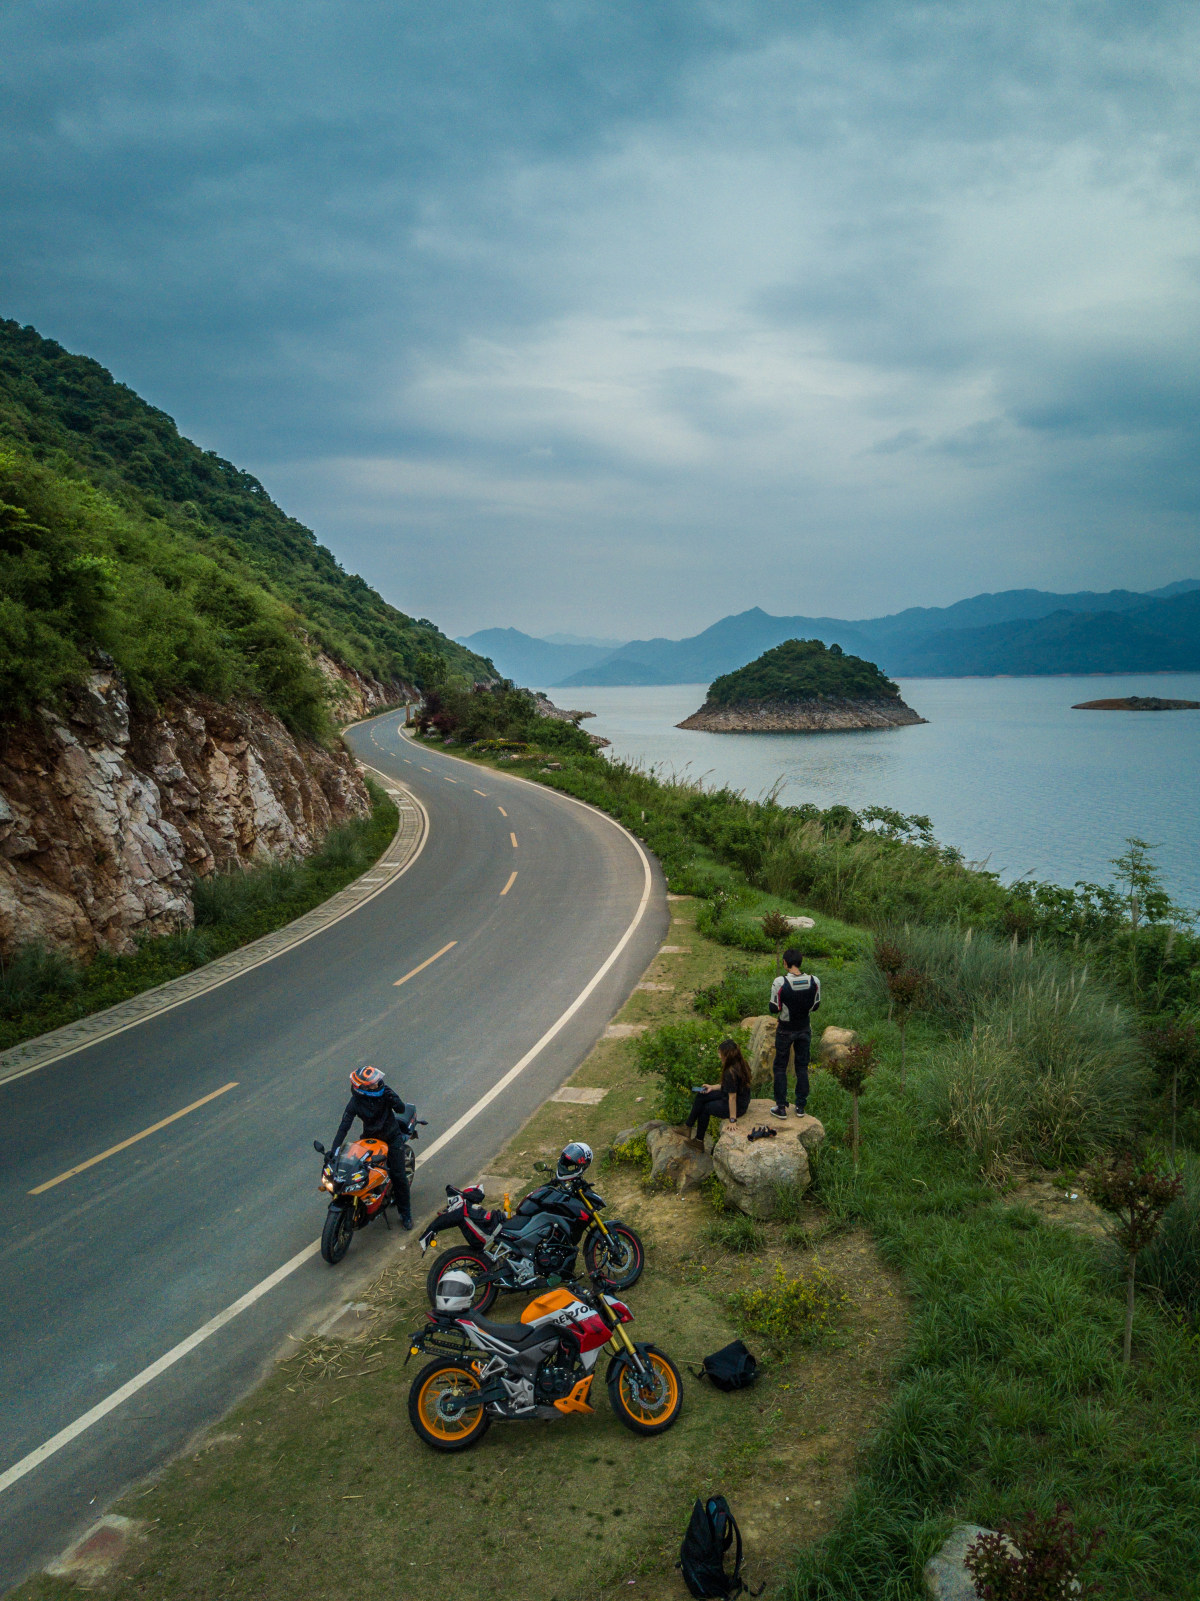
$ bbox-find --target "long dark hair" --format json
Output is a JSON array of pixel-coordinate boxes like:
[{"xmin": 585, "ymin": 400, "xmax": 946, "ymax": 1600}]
[{"xmin": 718, "ymin": 1039, "xmax": 751, "ymax": 1090}]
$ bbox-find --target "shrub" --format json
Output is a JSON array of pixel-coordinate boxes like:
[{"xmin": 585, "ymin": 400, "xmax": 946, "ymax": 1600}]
[
  {"xmin": 606, "ymin": 1131, "xmax": 650, "ymax": 1174},
  {"xmin": 828, "ymin": 1038, "xmax": 878, "ymax": 1162},
  {"xmin": 634, "ymin": 1019, "xmax": 735, "ymax": 1122},
  {"xmin": 731, "ymin": 1262, "xmax": 846, "ymax": 1348},
  {"xmin": 965, "ymin": 1503, "xmax": 1104, "ymax": 1600},
  {"xmin": 693, "ymin": 963, "xmax": 773, "ymax": 1024},
  {"xmin": 1138, "ymin": 1155, "xmax": 1200, "ymax": 1324},
  {"xmin": 705, "ymin": 1214, "xmax": 766, "ymax": 1253},
  {"xmin": 0, "ymin": 940, "xmax": 82, "ymax": 1019}
]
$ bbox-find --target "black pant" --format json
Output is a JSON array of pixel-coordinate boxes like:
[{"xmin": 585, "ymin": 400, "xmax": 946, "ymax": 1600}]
[
  {"xmin": 386, "ymin": 1135, "xmax": 411, "ymax": 1216},
  {"xmin": 773, "ymin": 1029, "xmax": 811, "ymax": 1112},
  {"xmin": 687, "ymin": 1089, "xmax": 733, "ymax": 1142}
]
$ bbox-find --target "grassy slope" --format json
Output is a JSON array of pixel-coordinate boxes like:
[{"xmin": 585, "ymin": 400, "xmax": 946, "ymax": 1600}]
[
  {"xmin": 0, "ymin": 781, "xmax": 398, "ymax": 1053},
  {"xmin": 707, "ymin": 639, "xmax": 900, "ymax": 706},
  {"xmin": 0, "ymin": 318, "xmax": 491, "ymax": 695}
]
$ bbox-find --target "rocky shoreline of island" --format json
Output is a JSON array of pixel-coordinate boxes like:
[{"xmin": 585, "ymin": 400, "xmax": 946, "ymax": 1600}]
[
  {"xmin": 1073, "ymin": 695, "xmax": 1200, "ymax": 712},
  {"xmin": 677, "ymin": 695, "xmax": 927, "ymax": 732}
]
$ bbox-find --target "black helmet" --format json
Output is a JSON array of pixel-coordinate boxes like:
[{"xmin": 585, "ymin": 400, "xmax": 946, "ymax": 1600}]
[{"xmin": 556, "ymin": 1141, "xmax": 593, "ymax": 1181}]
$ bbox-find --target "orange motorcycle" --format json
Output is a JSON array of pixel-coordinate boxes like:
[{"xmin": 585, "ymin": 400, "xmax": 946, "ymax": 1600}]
[{"xmin": 313, "ymin": 1106, "xmax": 424, "ymax": 1263}]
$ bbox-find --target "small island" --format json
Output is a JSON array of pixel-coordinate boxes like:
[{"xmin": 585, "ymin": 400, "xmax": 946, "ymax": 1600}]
[
  {"xmin": 1073, "ymin": 695, "xmax": 1200, "ymax": 711},
  {"xmin": 677, "ymin": 638, "xmax": 926, "ymax": 732}
]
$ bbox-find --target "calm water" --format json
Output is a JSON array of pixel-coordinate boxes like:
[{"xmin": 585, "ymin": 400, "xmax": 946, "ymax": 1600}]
[{"xmin": 543, "ymin": 676, "xmax": 1200, "ymax": 907}]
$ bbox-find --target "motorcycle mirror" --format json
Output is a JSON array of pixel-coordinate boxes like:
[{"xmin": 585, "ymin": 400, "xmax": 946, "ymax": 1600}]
[
  {"xmin": 313, "ymin": 1141, "xmax": 325, "ymax": 1154},
  {"xmin": 533, "ymin": 1161, "xmax": 549, "ymax": 1173}
]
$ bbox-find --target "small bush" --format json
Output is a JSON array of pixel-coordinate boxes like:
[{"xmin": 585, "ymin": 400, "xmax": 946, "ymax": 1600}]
[
  {"xmin": 700, "ymin": 1173, "xmax": 730, "ymax": 1213},
  {"xmin": 1139, "ymin": 1156, "xmax": 1200, "ymax": 1324},
  {"xmin": 634, "ymin": 1019, "xmax": 736, "ymax": 1122},
  {"xmin": 606, "ymin": 1132, "xmax": 650, "ymax": 1174},
  {"xmin": 965, "ymin": 1503, "xmax": 1104, "ymax": 1600},
  {"xmin": 693, "ymin": 963, "xmax": 773, "ymax": 1024},
  {"xmin": 705, "ymin": 1214, "xmax": 766, "ymax": 1253},
  {"xmin": 731, "ymin": 1262, "xmax": 846, "ymax": 1348}
]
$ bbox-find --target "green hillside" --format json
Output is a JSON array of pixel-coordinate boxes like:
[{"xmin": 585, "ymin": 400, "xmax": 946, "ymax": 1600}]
[
  {"xmin": 706, "ymin": 637, "xmax": 900, "ymax": 705},
  {"xmin": 0, "ymin": 319, "xmax": 491, "ymax": 723}
]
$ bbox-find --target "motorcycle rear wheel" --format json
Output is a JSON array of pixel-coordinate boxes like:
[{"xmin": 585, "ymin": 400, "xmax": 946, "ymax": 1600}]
[
  {"xmin": 584, "ymin": 1223, "xmax": 644, "ymax": 1290},
  {"xmin": 426, "ymin": 1247, "xmax": 498, "ymax": 1313},
  {"xmin": 606, "ymin": 1345, "xmax": 682, "ymax": 1435},
  {"xmin": 321, "ymin": 1204, "xmax": 355, "ymax": 1265},
  {"xmin": 409, "ymin": 1359, "xmax": 491, "ymax": 1452},
  {"xmin": 403, "ymin": 1144, "xmax": 416, "ymax": 1184}
]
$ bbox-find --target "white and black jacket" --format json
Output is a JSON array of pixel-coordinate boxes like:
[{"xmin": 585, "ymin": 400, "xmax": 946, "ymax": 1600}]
[{"xmin": 769, "ymin": 971, "xmax": 821, "ymax": 1032}]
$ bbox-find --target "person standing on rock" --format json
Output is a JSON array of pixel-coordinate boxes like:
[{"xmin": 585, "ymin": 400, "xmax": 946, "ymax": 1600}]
[
  {"xmin": 769, "ymin": 948, "xmax": 820, "ymax": 1119},
  {"xmin": 685, "ymin": 1040, "xmax": 752, "ymax": 1145}
]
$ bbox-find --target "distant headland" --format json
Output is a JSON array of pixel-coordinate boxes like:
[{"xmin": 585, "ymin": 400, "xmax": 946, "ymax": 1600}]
[{"xmin": 677, "ymin": 638, "xmax": 926, "ymax": 733}]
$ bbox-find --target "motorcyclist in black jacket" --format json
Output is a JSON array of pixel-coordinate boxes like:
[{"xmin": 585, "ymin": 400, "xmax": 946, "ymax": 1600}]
[{"xmin": 330, "ymin": 1065, "xmax": 413, "ymax": 1228}]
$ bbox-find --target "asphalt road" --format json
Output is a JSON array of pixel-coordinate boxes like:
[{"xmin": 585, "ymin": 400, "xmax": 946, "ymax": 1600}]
[{"xmin": 0, "ymin": 714, "xmax": 666, "ymax": 1591}]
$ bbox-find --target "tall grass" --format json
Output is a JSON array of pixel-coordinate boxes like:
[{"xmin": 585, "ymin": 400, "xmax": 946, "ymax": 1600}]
[{"xmin": 1139, "ymin": 1155, "xmax": 1200, "ymax": 1325}]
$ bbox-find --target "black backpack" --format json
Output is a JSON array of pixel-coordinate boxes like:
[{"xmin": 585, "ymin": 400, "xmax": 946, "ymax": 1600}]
[
  {"xmin": 678, "ymin": 1495, "xmax": 762, "ymax": 1599},
  {"xmin": 692, "ymin": 1340, "xmax": 758, "ymax": 1392}
]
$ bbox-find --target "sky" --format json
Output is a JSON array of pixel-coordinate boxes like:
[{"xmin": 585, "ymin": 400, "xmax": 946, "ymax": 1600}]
[{"xmin": 3, "ymin": 1, "xmax": 1199, "ymax": 641}]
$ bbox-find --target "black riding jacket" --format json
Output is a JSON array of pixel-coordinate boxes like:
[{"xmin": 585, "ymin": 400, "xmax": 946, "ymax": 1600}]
[{"xmin": 332, "ymin": 1085, "xmax": 406, "ymax": 1149}]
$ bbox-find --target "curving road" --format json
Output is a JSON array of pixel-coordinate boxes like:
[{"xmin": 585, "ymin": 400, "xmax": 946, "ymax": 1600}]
[{"xmin": 0, "ymin": 713, "xmax": 666, "ymax": 1592}]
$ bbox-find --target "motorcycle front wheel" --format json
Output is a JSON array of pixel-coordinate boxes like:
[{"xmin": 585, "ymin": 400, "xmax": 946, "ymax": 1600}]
[
  {"xmin": 320, "ymin": 1203, "xmax": 355, "ymax": 1265},
  {"xmin": 425, "ymin": 1246, "xmax": 498, "ymax": 1313},
  {"xmin": 606, "ymin": 1345, "xmax": 682, "ymax": 1436},
  {"xmin": 584, "ymin": 1223, "xmax": 644, "ymax": 1290},
  {"xmin": 409, "ymin": 1359, "xmax": 491, "ymax": 1452}
]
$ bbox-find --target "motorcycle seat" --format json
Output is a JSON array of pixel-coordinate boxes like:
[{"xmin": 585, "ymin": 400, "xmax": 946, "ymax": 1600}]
[{"xmin": 463, "ymin": 1313, "xmax": 559, "ymax": 1347}]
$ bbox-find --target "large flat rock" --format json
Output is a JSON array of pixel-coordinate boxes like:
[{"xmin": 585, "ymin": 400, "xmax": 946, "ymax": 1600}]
[{"xmin": 712, "ymin": 1099, "xmax": 825, "ymax": 1218}]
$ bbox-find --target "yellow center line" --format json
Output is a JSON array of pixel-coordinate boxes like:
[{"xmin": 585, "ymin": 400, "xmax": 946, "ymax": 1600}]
[
  {"xmin": 510, "ymin": 831, "xmax": 518, "ymax": 848},
  {"xmin": 473, "ymin": 788, "xmax": 488, "ymax": 796},
  {"xmin": 393, "ymin": 940, "xmax": 458, "ymax": 988},
  {"xmin": 442, "ymin": 775, "xmax": 456, "ymax": 783},
  {"xmin": 497, "ymin": 805, "xmax": 507, "ymax": 817},
  {"xmin": 501, "ymin": 870, "xmax": 518, "ymax": 896},
  {"xmin": 29, "ymin": 1082, "xmax": 239, "ymax": 1195}
]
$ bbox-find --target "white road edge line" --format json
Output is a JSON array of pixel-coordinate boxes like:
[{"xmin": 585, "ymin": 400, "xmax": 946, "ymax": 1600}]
[{"xmin": 0, "ymin": 734, "xmax": 654, "ymax": 1498}]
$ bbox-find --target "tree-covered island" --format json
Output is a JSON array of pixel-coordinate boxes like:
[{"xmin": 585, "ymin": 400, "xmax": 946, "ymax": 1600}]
[{"xmin": 677, "ymin": 637, "xmax": 926, "ymax": 731}]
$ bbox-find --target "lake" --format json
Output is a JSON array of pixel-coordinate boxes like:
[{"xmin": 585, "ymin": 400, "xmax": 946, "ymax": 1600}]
[{"xmin": 541, "ymin": 675, "xmax": 1200, "ymax": 907}]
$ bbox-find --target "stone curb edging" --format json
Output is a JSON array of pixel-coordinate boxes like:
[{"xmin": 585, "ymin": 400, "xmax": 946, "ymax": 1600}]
[{"xmin": 0, "ymin": 770, "xmax": 426, "ymax": 1088}]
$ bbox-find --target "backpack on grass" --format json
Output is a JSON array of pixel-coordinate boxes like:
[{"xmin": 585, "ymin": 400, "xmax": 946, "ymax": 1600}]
[
  {"xmin": 678, "ymin": 1495, "xmax": 763, "ymax": 1599},
  {"xmin": 691, "ymin": 1340, "xmax": 758, "ymax": 1392}
]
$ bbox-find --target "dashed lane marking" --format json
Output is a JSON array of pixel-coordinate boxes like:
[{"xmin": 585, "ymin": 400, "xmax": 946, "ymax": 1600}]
[
  {"xmin": 393, "ymin": 941, "xmax": 458, "ymax": 988},
  {"xmin": 501, "ymin": 871, "xmax": 518, "ymax": 896},
  {"xmin": 497, "ymin": 806, "xmax": 507, "ymax": 817},
  {"xmin": 28, "ymin": 1082, "xmax": 239, "ymax": 1195}
]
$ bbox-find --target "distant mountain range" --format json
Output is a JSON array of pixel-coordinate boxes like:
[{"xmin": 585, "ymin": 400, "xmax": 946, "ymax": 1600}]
[{"xmin": 461, "ymin": 581, "xmax": 1200, "ymax": 686}]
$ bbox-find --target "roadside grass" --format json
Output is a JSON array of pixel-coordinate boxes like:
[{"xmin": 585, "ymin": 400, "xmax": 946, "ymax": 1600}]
[
  {"xmin": 14, "ymin": 897, "xmax": 907, "ymax": 1601},
  {"xmin": 0, "ymin": 780, "xmax": 398, "ymax": 1052}
]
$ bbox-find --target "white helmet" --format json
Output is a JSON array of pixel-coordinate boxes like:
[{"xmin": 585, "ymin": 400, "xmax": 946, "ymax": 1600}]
[{"xmin": 435, "ymin": 1269, "xmax": 476, "ymax": 1314}]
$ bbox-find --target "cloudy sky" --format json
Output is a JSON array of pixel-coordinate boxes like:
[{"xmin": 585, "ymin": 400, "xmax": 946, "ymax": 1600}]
[{"xmin": 3, "ymin": 1, "xmax": 1198, "ymax": 639}]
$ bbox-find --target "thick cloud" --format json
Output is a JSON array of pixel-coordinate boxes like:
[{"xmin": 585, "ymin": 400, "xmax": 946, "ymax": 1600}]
[{"xmin": 2, "ymin": 0, "xmax": 1197, "ymax": 635}]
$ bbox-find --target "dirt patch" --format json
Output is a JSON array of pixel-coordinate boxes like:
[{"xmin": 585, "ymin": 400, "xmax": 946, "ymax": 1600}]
[{"xmin": 1008, "ymin": 1168, "xmax": 1110, "ymax": 1242}]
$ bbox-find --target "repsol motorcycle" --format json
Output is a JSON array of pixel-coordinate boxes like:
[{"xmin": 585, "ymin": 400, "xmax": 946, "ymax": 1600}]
[
  {"xmin": 420, "ymin": 1163, "xmax": 644, "ymax": 1311},
  {"xmin": 406, "ymin": 1270, "xmax": 682, "ymax": 1451},
  {"xmin": 313, "ymin": 1102, "xmax": 426, "ymax": 1264}
]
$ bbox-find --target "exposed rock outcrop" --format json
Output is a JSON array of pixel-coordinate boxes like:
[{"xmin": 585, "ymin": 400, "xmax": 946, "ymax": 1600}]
[
  {"xmin": 646, "ymin": 1123, "xmax": 715, "ymax": 1192},
  {"xmin": 316, "ymin": 654, "xmax": 414, "ymax": 724},
  {"xmin": 677, "ymin": 696, "xmax": 926, "ymax": 732},
  {"xmin": 711, "ymin": 1102, "xmax": 825, "ymax": 1217},
  {"xmin": 0, "ymin": 669, "xmax": 371, "ymax": 959}
]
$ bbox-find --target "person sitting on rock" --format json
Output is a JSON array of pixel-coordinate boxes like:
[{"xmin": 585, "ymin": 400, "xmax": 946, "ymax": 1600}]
[
  {"xmin": 769, "ymin": 948, "xmax": 820, "ymax": 1119},
  {"xmin": 685, "ymin": 1039, "xmax": 752, "ymax": 1145}
]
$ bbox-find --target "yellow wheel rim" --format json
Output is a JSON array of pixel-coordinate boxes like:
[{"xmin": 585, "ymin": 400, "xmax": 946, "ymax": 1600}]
[
  {"xmin": 418, "ymin": 1366, "xmax": 485, "ymax": 1441},
  {"xmin": 618, "ymin": 1352, "xmax": 679, "ymax": 1423}
]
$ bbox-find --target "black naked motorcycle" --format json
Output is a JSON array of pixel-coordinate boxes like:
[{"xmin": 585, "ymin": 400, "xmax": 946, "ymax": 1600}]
[{"xmin": 420, "ymin": 1163, "xmax": 644, "ymax": 1312}]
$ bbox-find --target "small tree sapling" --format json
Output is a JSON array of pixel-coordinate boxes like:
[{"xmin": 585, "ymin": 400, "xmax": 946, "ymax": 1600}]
[
  {"xmin": 1086, "ymin": 1152, "xmax": 1182, "ymax": 1364},
  {"xmin": 761, "ymin": 909, "xmax": 793, "ymax": 973},
  {"xmin": 885, "ymin": 966, "xmax": 924, "ymax": 1092},
  {"xmin": 964, "ymin": 1503, "xmax": 1104, "ymax": 1600},
  {"xmin": 828, "ymin": 1038, "xmax": 877, "ymax": 1165}
]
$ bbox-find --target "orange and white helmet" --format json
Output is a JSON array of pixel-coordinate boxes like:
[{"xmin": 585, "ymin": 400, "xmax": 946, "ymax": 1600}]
[{"xmin": 350, "ymin": 1065, "xmax": 385, "ymax": 1094}]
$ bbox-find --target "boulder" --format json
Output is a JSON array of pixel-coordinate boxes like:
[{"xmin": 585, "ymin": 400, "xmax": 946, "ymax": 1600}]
[
  {"xmin": 610, "ymin": 1120, "xmax": 667, "ymax": 1150},
  {"xmin": 924, "ymin": 1525, "xmax": 1023, "ymax": 1600},
  {"xmin": 819, "ymin": 1026, "xmax": 858, "ymax": 1064},
  {"xmin": 740, "ymin": 1016, "xmax": 777, "ymax": 1090},
  {"xmin": 646, "ymin": 1125, "xmax": 715, "ymax": 1193},
  {"xmin": 711, "ymin": 1100, "xmax": 824, "ymax": 1218}
]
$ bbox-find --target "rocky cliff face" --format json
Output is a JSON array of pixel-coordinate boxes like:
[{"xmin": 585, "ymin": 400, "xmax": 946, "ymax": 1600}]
[
  {"xmin": 315, "ymin": 654, "xmax": 414, "ymax": 724},
  {"xmin": 677, "ymin": 696, "xmax": 926, "ymax": 732},
  {"xmin": 0, "ymin": 669, "xmax": 372, "ymax": 960}
]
